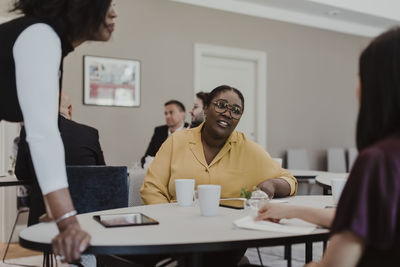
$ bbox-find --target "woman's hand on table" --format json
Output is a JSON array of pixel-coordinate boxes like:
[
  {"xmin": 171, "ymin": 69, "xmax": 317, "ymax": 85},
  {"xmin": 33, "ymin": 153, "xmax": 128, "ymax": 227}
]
[
  {"xmin": 51, "ymin": 217, "xmax": 91, "ymax": 263},
  {"xmin": 254, "ymin": 203, "xmax": 295, "ymax": 223},
  {"xmin": 44, "ymin": 189, "xmax": 90, "ymax": 263}
]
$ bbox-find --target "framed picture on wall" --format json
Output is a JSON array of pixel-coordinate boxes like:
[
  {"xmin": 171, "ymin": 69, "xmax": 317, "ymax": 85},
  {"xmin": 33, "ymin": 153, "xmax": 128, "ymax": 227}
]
[{"xmin": 83, "ymin": 55, "xmax": 140, "ymax": 107}]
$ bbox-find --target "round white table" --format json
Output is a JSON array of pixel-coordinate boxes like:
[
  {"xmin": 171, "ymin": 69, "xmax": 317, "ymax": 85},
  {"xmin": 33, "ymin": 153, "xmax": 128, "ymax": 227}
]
[{"xmin": 20, "ymin": 196, "xmax": 332, "ymax": 267}]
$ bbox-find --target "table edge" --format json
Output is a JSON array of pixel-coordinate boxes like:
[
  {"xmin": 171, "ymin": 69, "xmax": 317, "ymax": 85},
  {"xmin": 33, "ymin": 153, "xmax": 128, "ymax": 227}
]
[
  {"xmin": 20, "ymin": 232, "xmax": 330, "ymax": 255},
  {"xmin": 315, "ymin": 179, "xmax": 331, "ymax": 190}
]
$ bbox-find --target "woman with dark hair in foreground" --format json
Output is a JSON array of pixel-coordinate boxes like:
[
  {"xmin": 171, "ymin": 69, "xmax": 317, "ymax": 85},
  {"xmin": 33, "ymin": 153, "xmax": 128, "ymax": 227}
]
[
  {"xmin": 257, "ymin": 27, "xmax": 400, "ymax": 267},
  {"xmin": 0, "ymin": 0, "xmax": 117, "ymax": 263}
]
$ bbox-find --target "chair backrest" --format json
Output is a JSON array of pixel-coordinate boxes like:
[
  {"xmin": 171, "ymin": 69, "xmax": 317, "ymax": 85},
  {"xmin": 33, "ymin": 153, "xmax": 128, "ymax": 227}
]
[
  {"xmin": 66, "ymin": 166, "xmax": 128, "ymax": 214},
  {"xmin": 327, "ymin": 148, "xmax": 346, "ymax": 172},
  {"xmin": 128, "ymin": 167, "xmax": 146, "ymax": 207},
  {"xmin": 347, "ymin": 147, "xmax": 358, "ymax": 172},
  {"xmin": 287, "ymin": 149, "xmax": 310, "ymax": 170}
]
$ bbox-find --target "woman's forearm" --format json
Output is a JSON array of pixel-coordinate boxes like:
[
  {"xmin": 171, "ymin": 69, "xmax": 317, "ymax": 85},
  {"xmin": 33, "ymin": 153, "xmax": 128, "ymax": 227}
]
[
  {"xmin": 43, "ymin": 188, "xmax": 79, "ymax": 230},
  {"xmin": 140, "ymin": 178, "xmax": 171, "ymax": 205},
  {"xmin": 309, "ymin": 231, "xmax": 363, "ymax": 267},
  {"xmin": 291, "ymin": 207, "xmax": 335, "ymax": 228},
  {"xmin": 257, "ymin": 204, "xmax": 334, "ymax": 228},
  {"xmin": 258, "ymin": 178, "xmax": 291, "ymax": 198},
  {"xmin": 272, "ymin": 178, "xmax": 291, "ymax": 197}
]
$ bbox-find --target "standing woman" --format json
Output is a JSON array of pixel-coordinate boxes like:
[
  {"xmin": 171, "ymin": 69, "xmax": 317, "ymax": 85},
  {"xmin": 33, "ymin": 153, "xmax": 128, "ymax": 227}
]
[{"xmin": 0, "ymin": 0, "xmax": 117, "ymax": 263}]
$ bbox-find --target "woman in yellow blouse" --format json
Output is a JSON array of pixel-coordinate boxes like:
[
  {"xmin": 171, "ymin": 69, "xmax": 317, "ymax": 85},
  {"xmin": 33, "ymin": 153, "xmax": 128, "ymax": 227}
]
[{"xmin": 141, "ymin": 85, "xmax": 297, "ymax": 205}]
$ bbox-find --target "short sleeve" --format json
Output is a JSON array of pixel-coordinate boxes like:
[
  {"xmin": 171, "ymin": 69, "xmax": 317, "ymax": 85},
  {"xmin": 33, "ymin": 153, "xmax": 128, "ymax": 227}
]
[{"xmin": 331, "ymin": 147, "xmax": 400, "ymax": 249}]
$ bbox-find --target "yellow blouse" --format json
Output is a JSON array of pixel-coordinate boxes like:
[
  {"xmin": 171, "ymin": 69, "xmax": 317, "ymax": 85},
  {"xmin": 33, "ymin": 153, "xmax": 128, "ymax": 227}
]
[{"xmin": 140, "ymin": 124, "xmax": 297, "ymax": 204}]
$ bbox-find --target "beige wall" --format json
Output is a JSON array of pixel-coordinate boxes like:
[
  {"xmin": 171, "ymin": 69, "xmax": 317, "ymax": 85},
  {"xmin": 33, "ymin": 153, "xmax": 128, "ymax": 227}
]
[{"xmin": 5, "ymin": 0, "xmax": 370, "ymax": 170}]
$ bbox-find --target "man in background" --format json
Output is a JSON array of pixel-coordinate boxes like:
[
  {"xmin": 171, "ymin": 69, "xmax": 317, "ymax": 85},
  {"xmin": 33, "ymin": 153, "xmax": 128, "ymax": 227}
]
[
  {"xmin": 190, "ymin": 91, "xmax": 208, "ymax": 128},
  {"xmin": 15, "ymin": 90, "xmax": 106, "ymax": 225},
  {"xmin": 141, "ymin": 100, "xmax": 187, "ymax": 167}
]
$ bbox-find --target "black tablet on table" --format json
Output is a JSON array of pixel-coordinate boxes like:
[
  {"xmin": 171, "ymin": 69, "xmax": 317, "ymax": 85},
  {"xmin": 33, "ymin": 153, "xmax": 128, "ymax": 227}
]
[{"xmin": 93, "ymin": 212, "xmax": 159, "ymax": 228}]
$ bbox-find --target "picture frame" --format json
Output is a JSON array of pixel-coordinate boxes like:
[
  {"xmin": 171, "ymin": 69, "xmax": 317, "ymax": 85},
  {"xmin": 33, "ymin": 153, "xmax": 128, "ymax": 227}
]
[{"xmin": 83, "ymin": 55, "xmax": 140, "ymax": 107}]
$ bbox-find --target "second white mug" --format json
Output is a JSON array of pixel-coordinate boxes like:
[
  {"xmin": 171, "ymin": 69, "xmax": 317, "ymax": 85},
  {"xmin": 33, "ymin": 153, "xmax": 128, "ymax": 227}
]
[{"xmin": 198, "ymin": 185, "xmax": 221, "ymax": 216}]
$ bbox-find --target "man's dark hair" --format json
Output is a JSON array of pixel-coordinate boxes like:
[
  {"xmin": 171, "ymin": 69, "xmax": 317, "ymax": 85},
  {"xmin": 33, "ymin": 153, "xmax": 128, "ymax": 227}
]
[
  {"xmin": 205, "ymin": 85, "xmax": 244, "ymax": 111},
  {"xmin": 356, "ymin": 27, "xmax": 400, "ymax": 151},
  {"xmin": 165, "ymin": 100, "xmax": 186, "ymax": 112},
  {"xmin": 11, "ymin": 0, "xmax": 111, "ymax": 42},
  {"xmin": 196, "ymin": 92, "xmax": 209, "ymax": 107}
]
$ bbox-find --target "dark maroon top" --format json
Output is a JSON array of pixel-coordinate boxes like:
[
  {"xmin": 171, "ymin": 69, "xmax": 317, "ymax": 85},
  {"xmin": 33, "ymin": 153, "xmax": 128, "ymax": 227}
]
[{"xmin": 331, "ymin": 136, "xmax": 400, "ymax": 266}]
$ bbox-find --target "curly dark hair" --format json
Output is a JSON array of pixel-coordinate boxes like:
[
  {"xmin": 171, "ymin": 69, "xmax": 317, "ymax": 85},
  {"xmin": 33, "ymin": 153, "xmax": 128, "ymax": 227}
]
[{"xmin": 11, "ymin": 0, "xmax": 111, "ymax": 42}]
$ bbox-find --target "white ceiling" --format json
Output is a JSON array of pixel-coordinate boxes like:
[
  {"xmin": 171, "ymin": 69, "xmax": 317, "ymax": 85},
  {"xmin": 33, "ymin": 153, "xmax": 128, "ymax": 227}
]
[
  {"xmin": 170, "ymin": 0, "xmax": 400, "ymax": 37},
  {"xmin": 308, "ymin": 0, "xmax": 400, "ymax": 21}
]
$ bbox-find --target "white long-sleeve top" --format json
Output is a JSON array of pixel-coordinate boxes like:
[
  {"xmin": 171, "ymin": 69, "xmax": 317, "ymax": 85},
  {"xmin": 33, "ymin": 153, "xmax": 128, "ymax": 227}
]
[{"xmin": 13, "ymin": 23, "xmax": 68, "ymax": 194}]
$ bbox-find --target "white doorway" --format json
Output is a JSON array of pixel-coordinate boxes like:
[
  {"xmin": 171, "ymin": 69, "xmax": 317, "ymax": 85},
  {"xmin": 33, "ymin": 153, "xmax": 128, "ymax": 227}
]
[{"xmin": 194, "ymin": 43, "xmax": 267, "ymax": 149}]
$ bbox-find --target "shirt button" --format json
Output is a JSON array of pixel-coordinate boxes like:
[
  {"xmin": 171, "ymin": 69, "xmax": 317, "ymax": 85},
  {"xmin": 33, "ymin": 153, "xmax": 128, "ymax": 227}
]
[{"xmin": 205, "ymin": 169, "xmax": 209, "ymax": 173}]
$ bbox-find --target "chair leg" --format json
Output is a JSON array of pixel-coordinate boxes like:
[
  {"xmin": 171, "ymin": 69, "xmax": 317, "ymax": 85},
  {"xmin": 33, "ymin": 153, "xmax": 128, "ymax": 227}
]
[
  {"xmin": 43, "ymin": 252, "xmax": 48, "ymax": 267},
  {"xmin": 2, "ymin": 209, "xmax": 23, "ymax": 262},
  {"xmin": 42, "ymin": 252, "xmax": 56, "ymax": 267},
  {"xmin": 2, "ymin": 208, "xmax": 34, "ymax": 267}
]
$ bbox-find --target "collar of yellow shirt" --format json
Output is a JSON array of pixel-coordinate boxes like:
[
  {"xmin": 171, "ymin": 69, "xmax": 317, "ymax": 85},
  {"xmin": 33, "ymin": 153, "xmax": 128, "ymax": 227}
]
[{"xmin": 188, "ymin": 122, "xmax": 239, "ymax": 168}]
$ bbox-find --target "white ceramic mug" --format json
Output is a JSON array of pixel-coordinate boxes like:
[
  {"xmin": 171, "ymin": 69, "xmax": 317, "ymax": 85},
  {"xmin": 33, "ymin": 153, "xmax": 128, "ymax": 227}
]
[
  {"xmin": 198, "ymin": 185, "xmax": 221, "ymax": 216},
  {"xmin": 331, "ymin": 178, "xmax": 346, "ymax": 205},
  {"xmin": 175, "ymin": 179, "xmax": 195, "ymax": 206}
]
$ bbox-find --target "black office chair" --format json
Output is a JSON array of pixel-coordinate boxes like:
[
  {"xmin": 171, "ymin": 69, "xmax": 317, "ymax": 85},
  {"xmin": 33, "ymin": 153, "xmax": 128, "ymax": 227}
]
[{"xmin": 66, "ymin": 165, "xmax": 128, "ymax": 213}]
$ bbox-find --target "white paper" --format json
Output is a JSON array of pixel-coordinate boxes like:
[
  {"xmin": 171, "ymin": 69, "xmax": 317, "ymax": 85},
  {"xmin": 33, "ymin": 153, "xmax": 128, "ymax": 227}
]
[
  {"xmin": 269, "ymin": 199, "xmax": 289, "ymax": 204},
  {"xmin": 233, "ymin": 216, "xmax": 316, "ymax": 234}
]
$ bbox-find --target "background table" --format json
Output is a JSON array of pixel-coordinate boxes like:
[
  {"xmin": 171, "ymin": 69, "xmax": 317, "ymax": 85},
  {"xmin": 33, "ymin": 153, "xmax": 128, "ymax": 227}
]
[
  {"xmin": 289, "ymin": 170, "xmax": 328, "ymax": 196},
  {"xmin": 0, "ymin": 175, "xmax": 30, "ymax": 187},
  {"xmin": 316, "ymin": 173, "xmax": 348, "ymax": 194},
  {"xmin": 20, "ymin": 196, "xmax": 332, "ymax": 266},
  {"xmin": 289, "ymin": 169, "xmax": 327, "ymax": 179}
]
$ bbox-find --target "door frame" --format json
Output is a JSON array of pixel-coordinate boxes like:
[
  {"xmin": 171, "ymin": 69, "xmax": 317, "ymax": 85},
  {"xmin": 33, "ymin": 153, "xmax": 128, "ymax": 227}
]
[{"xmin": 194, "ymin": 43, "xmax": 267, "ymax": 149}]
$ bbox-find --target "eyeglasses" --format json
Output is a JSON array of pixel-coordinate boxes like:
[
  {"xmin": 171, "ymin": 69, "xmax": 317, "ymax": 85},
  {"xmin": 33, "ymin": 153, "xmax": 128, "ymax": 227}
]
[{"xmin": 212, "ymin": 100, "xmax": 242, "ymax": 119}]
